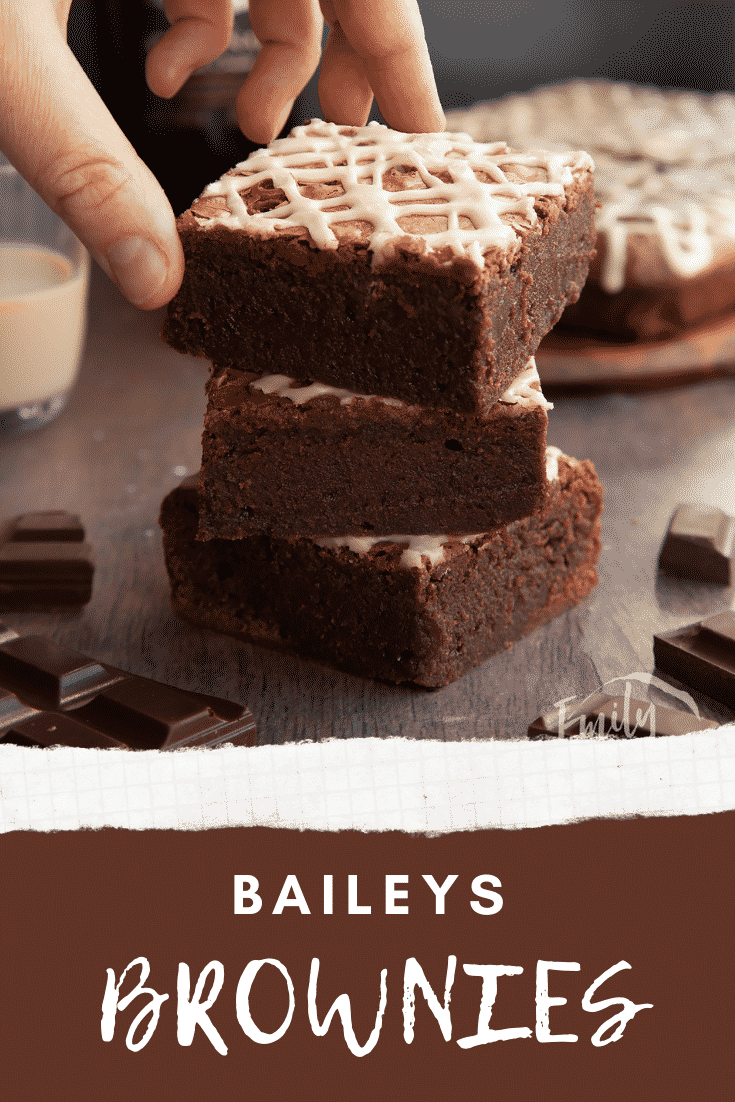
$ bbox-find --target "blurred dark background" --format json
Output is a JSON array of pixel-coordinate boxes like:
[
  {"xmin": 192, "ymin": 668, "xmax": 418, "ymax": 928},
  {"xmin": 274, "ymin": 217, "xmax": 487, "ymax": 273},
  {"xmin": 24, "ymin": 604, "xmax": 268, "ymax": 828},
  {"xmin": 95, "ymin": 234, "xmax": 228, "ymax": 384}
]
[
  {"xmin": 68, "ymin": 0, "xmax": 734, "ymax": 213},
  {"xmin": 301, "ymin": 0, "xmax": 734, "ymax": 116}
]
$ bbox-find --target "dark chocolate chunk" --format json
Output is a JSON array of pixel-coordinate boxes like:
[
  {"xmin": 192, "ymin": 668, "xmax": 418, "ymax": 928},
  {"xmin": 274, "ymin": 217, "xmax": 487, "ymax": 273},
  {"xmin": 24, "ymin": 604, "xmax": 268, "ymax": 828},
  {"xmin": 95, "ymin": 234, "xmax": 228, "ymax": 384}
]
[
  {"xmin": 0, "ymin": 687, "xmax": 38, "ymax": 729},
  {"xmin": 658, "ymin": 504, "xmax": 735, "ymax": 585},
  {"xmin": 654, "ymin": 610, "xmax": 735, "ymax": 708},
  {"xmin": 528, "ymin": 689, "xmax": 718, "ymax": 739},
  {"xmin": 8, "ymin": 512, "xmax": 85, "ymax": 543},
  {"xmin": 0, "ymin": 711, "xmax": 127, "ymax": 750},
  {"xmin": 0, "ymin": 512, "xmax": 94, "ymax": 605},
  {"xmin": 72, "ymin": 677, "xmax": 243, "ymax": 750},
  {"xmin": 0, "ymin": 629, "xmax": 256, "ymax": 749},
  {"xmin": 700, "ymin": 610, "xmax": 735, "ymax": 647},
  {"xmin": 0, "ymin": 636, "xmax": 123, "ymax": 709}
]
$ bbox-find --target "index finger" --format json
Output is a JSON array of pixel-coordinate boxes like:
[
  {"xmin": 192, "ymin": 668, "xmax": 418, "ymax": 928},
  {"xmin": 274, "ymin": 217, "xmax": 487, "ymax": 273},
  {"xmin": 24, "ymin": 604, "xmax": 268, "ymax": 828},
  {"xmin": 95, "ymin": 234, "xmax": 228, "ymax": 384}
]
[{"xmin": 325, "ymin": 0, "xmax": 444, "ymax": 134}]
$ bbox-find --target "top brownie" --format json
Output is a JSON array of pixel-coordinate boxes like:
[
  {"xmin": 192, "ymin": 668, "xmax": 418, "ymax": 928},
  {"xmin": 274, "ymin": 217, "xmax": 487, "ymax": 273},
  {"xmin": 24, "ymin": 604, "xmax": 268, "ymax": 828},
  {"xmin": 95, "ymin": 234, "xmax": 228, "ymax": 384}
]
[{"xmin": 162, "ymin": 120, "xmax": 595, "ymax": 413}]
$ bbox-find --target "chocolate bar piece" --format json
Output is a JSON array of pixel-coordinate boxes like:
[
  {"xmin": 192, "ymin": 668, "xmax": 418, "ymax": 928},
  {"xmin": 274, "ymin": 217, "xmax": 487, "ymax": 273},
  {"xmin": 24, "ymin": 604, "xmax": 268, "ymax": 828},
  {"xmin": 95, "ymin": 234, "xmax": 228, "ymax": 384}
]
[
  {"xmin": 8, "ymin": 512, "xmax": 86, "ymax": 542},
  {"xmin": 0, "ymin": 512, "xmax": 94, "ymax": 605},
  {"xmin": 654, "ymin": 610, "xmax": 735, "ymax": 709},
  {"xmin": 0, "ymin": 626, "xmax": 256, "ymax": 749},
  {"xmin": 528, "ymin": 689, "xmax": 718, "ymax": 739},
  {"xmin": 658, "ymin": 504, "xmax": 735, "ymax": 585}
]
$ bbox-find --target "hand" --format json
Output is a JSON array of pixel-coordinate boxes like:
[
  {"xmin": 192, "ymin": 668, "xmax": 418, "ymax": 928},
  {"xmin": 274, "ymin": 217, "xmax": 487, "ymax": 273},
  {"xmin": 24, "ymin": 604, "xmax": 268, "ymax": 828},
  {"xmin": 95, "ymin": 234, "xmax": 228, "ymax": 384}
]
[
  {"xmin": 0, "ymin": 0, "xmax": 443, "ymax": 310},
  {"xmin": 147, "ymin": 0, "xmax": 444, "ymax": 145}
]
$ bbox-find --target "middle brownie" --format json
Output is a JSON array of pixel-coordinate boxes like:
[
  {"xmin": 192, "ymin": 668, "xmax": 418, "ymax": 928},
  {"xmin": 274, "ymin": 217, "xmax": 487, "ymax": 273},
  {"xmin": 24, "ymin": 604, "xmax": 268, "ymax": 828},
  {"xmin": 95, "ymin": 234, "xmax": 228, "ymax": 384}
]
[{"xmin": 199, "ymin": 357, "xmax": 551, "ymax": 540}]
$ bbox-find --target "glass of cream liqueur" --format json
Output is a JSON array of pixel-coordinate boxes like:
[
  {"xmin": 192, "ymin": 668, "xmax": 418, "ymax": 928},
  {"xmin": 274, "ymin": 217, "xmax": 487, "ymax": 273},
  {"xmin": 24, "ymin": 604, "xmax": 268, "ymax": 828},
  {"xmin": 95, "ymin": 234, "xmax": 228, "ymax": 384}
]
[{"xmin": 0, "ymin": 154, "xmax": 90, "ymax": 436}]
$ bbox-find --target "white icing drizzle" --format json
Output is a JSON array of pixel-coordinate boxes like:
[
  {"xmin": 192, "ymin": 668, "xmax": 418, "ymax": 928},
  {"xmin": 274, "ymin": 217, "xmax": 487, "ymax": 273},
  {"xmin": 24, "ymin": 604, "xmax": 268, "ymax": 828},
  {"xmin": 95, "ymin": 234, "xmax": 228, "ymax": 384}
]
[
  {"xmin": 596, "ymin": 196, "xmax": 713, "ymax": 293},
  {"xmin": 316, "ymin": 447, "xmax": 569, "ymax": 570},
  {"xmin": 544, "ymin": 444, "xmax": 571, "ymax": 481},
  {"xmin": 196, "ymin": 120, "xmax": 592, "ymax": 269},
  {"xmin": 315, "ymin": 532, "xmax": 482, "ymax": 570},
  {"xmin": 250, "ymin": 357, "xmax": 551, "ymax": 410},
  {"xmin": 447, "ymin": 81, "xmax": 735, "ymax": 289},
  {"xmin": 250, "ymin": 373, "xmax": 405, "ymax": 407},
  {"xmin": 499, "ymin": 357, "xmax": 553, "ymax": 411}
]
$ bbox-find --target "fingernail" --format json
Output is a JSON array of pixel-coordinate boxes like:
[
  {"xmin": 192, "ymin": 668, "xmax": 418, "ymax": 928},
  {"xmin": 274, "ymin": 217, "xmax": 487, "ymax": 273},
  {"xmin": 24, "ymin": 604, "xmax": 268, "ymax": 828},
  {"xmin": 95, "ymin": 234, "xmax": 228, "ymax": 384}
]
[{"xmin": 106, "ymin": 235, "xmax": 168, "ymax": 307}]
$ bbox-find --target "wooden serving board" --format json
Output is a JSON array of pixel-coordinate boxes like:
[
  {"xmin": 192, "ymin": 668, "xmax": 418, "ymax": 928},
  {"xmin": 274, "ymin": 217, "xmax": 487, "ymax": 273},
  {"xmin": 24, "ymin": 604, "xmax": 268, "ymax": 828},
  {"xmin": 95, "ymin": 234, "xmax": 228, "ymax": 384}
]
[{"xmin": 537, "ymin": 311, "xmax": 735, "ymax": 391}]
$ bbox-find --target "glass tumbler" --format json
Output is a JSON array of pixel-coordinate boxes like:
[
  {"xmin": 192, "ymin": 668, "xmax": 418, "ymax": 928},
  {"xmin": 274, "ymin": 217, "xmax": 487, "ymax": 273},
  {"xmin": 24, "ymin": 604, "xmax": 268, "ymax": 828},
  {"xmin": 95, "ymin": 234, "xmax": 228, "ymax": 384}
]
[{"xmin": 0, "ymin": 154, "xmax": 90, "ymax": 436}]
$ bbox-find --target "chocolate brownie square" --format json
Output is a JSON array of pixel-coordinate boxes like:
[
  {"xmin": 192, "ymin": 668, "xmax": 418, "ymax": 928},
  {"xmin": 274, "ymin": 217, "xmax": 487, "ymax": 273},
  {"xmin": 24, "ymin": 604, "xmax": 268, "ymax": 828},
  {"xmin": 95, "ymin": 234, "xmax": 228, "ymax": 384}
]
[
  {"xmin": 159, "ymin": 448, "xmax": 603, "ymax": 687},
  {"xmin": 199, "ymin": 357, "xmax": 552, "ymax": 539},
  {"xmin": 162, "ymin": 121, "xmax": 595, "ymax": 414}
]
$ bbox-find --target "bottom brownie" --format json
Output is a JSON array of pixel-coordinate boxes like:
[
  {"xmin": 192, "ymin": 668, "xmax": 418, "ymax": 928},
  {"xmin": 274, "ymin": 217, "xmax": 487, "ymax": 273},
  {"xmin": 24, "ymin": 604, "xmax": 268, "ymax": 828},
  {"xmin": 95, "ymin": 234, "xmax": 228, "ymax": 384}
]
[{"xmin": 159, "ymin": 449, "xmax": 603, "ymax": 688}]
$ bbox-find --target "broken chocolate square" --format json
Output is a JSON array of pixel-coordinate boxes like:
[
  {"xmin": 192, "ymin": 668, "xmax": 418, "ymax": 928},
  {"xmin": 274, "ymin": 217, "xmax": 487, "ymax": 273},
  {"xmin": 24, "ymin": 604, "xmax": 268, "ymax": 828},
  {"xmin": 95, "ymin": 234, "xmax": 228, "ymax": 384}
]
[
  {"xmin": 0, "ymin": 626, "xmax": 256, "ymax": 749},
  {"xmin": 658, "ymin": 504, "xmax": 735, "ymax": 585},
  {"xmin": 654, "ymin": 610, "xmax": 735, "ymax": 708},
  {"xmin": 0, "ymin": 511, "xmax": 94, "ymax": 605}
]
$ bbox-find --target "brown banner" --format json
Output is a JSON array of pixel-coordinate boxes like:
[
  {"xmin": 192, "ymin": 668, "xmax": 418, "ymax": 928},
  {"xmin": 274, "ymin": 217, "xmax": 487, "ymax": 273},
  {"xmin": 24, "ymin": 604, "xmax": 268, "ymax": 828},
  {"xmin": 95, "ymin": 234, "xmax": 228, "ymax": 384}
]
[{"xmin": 2, "ymin": 813, "xmax": 732, "ymax": 1101}]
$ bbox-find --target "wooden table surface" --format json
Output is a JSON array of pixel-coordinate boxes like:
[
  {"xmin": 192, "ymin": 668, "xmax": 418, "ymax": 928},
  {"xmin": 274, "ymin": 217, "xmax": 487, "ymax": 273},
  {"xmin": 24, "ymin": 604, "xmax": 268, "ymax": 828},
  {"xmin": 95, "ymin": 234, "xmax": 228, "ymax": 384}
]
[{"xmin": 2, "ymin": 266, "xmax": 734, "ymax": 741}]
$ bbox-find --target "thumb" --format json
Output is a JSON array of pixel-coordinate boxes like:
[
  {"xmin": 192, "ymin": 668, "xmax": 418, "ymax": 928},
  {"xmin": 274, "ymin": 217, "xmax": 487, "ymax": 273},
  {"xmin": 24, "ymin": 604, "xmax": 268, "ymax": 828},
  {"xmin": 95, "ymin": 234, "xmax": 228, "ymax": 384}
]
[{"xmin": 0, "ymin": 1, "xmax": 184, "ymax": 309}]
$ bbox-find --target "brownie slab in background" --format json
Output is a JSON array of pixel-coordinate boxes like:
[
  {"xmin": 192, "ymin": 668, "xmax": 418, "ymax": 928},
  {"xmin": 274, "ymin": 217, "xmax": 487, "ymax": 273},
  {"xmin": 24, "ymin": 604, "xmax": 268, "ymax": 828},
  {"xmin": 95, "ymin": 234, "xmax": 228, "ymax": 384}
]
[
  {"xmin": 160, "ymin": 449, "xmax": 603, "ymax": 688},
  {"xmin": 162, "ymin": 121, "xmax": 595, "ymax": 415},
  {"xmin": 0, "ymin": 627, "xmax": 256, "ymax": 749},
  {"xmin": 200, "ymin": 358, "xmax": 551, "ymax": 540},
  {"xmin": 654, "ymin": 611, "xmax": 735, "ymax": 710},
  {"xmin": 658, "ymin": 504, "xmax": 735, "ymax": 585},
  {"xmin": 0, "ymin": 512, "xmax": 94, "ymax": 606},
  {"xmin": 560, "ymin": 252, "xmax": 735, "ymax": 344},
  {"xmin": 448, "ymin": 82, "xmax": 735, "ymax": 342}
]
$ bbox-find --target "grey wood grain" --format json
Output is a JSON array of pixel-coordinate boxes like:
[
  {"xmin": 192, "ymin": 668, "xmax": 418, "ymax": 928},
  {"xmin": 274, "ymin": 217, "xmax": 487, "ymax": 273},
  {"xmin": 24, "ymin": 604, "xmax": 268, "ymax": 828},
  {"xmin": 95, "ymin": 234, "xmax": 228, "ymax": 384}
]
[{"xmin": 1, "ymin": 266, "xmax": 734, "ymax": 741}]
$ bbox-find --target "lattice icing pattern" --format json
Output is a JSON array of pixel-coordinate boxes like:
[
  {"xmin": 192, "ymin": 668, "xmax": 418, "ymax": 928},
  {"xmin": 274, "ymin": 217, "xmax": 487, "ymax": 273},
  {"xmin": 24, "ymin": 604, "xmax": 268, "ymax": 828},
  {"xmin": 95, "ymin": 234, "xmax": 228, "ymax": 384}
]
[
  {"xmin": 248, "ymin": 357, "xmax": 552, "ymax": 411},
  {"xmin": 447, "ymin": 81, "xmax": 735, "ymax": 292},
  {"xmin": 316, "ymin": 446, "xmax": 568, "ymax": 570},
  {"xmin": 193, "ymin": 120, "xmax": 593, "ymax": 269}
]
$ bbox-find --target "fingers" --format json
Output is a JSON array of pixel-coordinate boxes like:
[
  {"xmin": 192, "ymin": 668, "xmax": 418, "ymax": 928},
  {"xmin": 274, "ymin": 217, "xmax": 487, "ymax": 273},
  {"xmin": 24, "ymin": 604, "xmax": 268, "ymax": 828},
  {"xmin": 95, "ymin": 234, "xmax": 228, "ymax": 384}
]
[
  {"xmin": 1, "ymin": 1, "xmax": 183, "ymax": 309},
  {"xmin": 321, "ymin": 0, "xmax": 444, "ymax": 134},
  {"xmin": 241, "ymin": 0, "xmax": 443, "ymax": 143},
  {"xmin": 237, "ymin": 0, "xmax": 324, "ymax": 145},
  {"xmin": 145, "ymin": 0, "xmax": 233, "ymax": 99},
  {"xmin": 317, "ymin": 7, "xmax": 374, "ymax": 126}
]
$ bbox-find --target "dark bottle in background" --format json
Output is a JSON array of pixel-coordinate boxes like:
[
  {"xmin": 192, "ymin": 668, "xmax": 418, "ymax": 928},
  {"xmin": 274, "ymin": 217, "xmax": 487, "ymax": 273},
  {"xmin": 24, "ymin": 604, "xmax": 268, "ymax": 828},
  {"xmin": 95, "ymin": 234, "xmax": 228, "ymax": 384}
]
[{"xmin": 71, "ymin": 0, "xmax": 263, "ymax": 215}]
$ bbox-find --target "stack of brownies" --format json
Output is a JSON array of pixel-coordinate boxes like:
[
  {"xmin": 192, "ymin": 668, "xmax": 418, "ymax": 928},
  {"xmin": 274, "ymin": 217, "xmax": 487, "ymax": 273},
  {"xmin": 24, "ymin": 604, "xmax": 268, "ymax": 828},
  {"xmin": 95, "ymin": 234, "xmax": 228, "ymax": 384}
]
[{"xmin": 159, "ymin": 121, "xmax": 604, "ymax": 687}]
